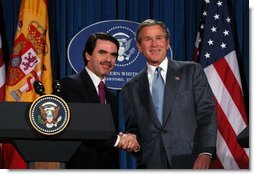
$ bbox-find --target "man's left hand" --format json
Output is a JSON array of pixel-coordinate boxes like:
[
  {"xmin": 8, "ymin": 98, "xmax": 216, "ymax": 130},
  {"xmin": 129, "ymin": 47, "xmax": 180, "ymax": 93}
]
[{"xmin": 193, "ymin": 154, "xmax": 211, "ymax": 169}]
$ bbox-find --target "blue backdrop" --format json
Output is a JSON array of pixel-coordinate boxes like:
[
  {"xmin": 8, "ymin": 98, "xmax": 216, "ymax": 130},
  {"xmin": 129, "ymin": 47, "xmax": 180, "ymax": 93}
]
[{"xmin": 0, "ymin": 0, "xmax": 249, "ymax": 169}]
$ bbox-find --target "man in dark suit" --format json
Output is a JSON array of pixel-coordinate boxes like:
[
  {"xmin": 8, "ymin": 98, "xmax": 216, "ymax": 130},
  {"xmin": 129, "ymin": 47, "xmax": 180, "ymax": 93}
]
[
  {"xmin": 121, "ymin": 19, "xmax": 217, "ymax": 169},
  {"xmin": 61, "ymin": 33, "xmax": 139, "ymax": 169}
]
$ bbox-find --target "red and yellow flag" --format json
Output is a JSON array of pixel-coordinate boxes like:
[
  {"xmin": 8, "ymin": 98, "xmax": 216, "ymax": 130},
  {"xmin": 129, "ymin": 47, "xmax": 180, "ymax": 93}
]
[
  {"xmin": 3, "ymin": 0, "xmax": 52, "ymax": 169},
  {"xmin": 0, "ymin": 33, "xmax": 5, "ymax": 101},
  {"xmin": 0, "ymin": 30, "xmax": 6, "ymax": 169}
]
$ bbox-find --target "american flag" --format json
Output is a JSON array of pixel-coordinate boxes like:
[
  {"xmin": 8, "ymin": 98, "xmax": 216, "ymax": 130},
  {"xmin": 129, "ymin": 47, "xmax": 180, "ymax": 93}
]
[{"xmin": 194, "ymin": 0, "xmax": 249, "ymax": 169}]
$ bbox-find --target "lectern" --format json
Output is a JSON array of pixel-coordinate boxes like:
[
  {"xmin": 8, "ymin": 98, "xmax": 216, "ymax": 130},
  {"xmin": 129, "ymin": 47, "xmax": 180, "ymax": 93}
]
[{"xmin": 0, "ymin": 101, "xmax": 115, "ymax": 169}]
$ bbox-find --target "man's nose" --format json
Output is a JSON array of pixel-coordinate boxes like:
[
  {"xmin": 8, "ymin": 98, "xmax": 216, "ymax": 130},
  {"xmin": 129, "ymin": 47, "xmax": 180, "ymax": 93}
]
[{"xmin": 151, "ymin": 39, "xmax": 158, "ymax": 46}]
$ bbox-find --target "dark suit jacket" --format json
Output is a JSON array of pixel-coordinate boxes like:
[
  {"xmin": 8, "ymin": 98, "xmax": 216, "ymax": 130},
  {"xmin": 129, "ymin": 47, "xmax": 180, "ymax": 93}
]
[
  {"xmin": 121, "ymin": 59, "xmax": 217, "ymax": 169},
  {"xmin": 60, "ymin": 69, "xmax": 119, "ymax": 169}
]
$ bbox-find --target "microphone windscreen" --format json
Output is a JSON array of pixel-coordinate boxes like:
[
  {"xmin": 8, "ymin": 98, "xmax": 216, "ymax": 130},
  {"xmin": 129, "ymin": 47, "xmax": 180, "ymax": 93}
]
[
  {"xmin": 53, "ymin": 80, "xmax": 61, "ymax": 89},
  {"xmin": 52, "ymin": 80, "xmax": 62, "ymax": 97},
  {"xmin": 33, "ymin": 80, "xmax": 45, "ymax": 96}
]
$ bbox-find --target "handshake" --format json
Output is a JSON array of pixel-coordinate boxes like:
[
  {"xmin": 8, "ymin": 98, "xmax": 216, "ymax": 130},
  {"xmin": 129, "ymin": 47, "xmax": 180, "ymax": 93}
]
[{"xmin": 117, "ymin": 132, "xmax": 140, "ymax": 152}]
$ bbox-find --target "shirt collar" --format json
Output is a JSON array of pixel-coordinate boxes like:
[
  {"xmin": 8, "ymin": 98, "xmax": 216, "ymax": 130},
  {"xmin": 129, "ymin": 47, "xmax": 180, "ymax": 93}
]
[
  {"xmin": 147, "ymin": 57, "xmax": 168, "ymax": 74},
  {"xmin": 85, "ymin": 67, "xmax": 105, "ymax": 90}
]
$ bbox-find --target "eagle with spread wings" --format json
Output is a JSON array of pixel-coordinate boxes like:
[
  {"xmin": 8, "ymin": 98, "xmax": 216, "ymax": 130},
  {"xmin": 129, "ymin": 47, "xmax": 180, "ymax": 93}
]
[{"xmin": 39, "ymin": 106, "xmax": 61, "ymax": 127}]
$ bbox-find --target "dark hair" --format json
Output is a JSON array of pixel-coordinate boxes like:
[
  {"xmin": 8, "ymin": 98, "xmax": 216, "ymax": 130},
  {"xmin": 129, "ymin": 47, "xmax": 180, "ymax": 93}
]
[
  {"xmin": 136, "ymin": 19, "xmax": 170, "ymax": 44},
  {"xmin": 83, "ymin": 32, "xmax": 119, "ymax": 65}
]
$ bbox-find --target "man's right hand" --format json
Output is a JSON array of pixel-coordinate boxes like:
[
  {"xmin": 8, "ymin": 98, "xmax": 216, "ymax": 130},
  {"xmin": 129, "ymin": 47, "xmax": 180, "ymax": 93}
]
[{"xmin": 117, "ymin": 132, "xmax": 140, "ymax": 152}]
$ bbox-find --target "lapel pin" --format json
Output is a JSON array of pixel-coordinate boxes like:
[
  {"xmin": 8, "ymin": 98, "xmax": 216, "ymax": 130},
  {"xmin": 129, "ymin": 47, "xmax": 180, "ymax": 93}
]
[{"xmin": 175, "ymin": 76, "xmax": 180, "ymax": 80}]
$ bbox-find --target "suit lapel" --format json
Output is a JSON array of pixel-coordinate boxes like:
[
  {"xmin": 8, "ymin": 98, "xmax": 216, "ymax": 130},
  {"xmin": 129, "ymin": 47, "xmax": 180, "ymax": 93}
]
[
  {"xmin": 162, "ymin": 60, "xmax": 181, "ymax": 126},
  {"xmin": 80, "ymin": 69, "xmax": 100, "ymax": 103},
  {"xmin": 138, "ymin": 69, "xmax": 162, "ymax": 128}
]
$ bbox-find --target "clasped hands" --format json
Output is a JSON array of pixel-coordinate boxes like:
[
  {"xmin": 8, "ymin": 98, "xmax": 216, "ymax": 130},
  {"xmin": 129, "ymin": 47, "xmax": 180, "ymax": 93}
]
[{"xmin": 117, "ymin": 132, "xmax": 140, "ymax": 152}]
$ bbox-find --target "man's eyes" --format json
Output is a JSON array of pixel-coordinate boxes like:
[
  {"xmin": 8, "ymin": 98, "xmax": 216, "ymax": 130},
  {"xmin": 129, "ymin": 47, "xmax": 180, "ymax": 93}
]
[
  {"xmin": 143, "ymin": 36, "xmax": 164, "ymax": 42},
  {"xmin": 98, "ymin": 50, "xmax": 117, "ymax": 58},
  {"xmin": 98, "ymin": 50, "xmax": 107, "ymax": 54}
]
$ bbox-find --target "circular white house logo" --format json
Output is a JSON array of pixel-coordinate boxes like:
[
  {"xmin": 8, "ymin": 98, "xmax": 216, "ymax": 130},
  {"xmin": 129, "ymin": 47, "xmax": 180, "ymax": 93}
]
[
  {"xmin": 29, "ymin": 94, "xmax": 70, "ymax": 135},
  {"xmin": 68, "ymin": 20, "xmax": 146, "ymax": 89}
]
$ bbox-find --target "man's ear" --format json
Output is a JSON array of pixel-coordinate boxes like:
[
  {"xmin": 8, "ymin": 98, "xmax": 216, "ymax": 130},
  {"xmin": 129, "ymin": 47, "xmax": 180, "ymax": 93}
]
[
  {"xmin": 167, "ymin": 39, "xmax": 170, "ymax": 49},
  {"xmin": 137, "ymin": 43, "xmax": 142, "ymax": 52},
  {"xmin": 85, "ymin": 52, "xmax": 91, "ymax": 61}
]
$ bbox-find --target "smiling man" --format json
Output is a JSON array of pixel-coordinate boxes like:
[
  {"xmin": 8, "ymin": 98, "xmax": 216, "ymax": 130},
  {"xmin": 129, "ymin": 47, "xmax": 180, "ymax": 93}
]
[
  {"xmin": 60, "ymin": 33, "xmax": 139, "ymax": 169},
  {"xmin": 121, "ymin": 19, "xmax": 217, "ymax": 169}
]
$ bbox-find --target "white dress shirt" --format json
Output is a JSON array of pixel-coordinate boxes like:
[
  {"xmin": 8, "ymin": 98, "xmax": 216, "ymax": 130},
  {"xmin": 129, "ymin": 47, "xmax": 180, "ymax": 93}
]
[
  {"xmin": 85, "ymin": 67, "xmax": 105, "ymax": 96},
  {"xmin": 147, "ymin": 57, "xmax": 168, "ymax": 94}
]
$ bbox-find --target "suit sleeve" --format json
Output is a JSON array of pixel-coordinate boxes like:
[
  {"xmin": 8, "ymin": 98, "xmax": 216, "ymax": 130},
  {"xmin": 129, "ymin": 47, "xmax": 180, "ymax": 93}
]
[
  {"xmin": 121, "ymin": 85, "xmax": 139, "ymax": 135},
  {"xmin": 60, "ymin": 76, "xmax": 118, "ymax": 148},
  {"xmin": 60, "ymin": 76, "xmax": 84, "ymax": 102},
  {"xmin": 193, "ymin": 64, "xmax": 217, "ymax": 158}
]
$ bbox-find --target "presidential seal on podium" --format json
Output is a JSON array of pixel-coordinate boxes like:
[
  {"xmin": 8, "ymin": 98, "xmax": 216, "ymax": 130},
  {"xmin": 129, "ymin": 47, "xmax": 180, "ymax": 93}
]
[{"xmin": 29, "ymin": 94, "xmax": 70, "ymax": 135}]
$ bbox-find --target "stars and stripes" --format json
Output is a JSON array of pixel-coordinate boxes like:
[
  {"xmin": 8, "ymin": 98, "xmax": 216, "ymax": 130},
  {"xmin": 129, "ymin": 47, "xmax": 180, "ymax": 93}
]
[{"xmin": 194, "ymin": 0, "xmax": 249, "ymax": 169}]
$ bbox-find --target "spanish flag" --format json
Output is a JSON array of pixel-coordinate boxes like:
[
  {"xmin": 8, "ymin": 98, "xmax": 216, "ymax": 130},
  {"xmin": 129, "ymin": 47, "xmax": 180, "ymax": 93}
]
[
  {"xmin": 0, "ymin": 31, "xmax": 6, "ymax": 169},
  {"xmin": 3, "ymin": 0, "xmax": 52, "ymax": 168}
]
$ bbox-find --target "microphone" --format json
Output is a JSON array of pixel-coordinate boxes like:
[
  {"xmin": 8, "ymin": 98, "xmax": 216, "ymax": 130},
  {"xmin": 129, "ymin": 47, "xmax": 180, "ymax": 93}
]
[
  {"xmin": 33, "ymin": 80, "xmax": 45, "ymax": 96},
  {"xmin": 52, "ymin": 80, "xmax": 62, "ymax": 97}
]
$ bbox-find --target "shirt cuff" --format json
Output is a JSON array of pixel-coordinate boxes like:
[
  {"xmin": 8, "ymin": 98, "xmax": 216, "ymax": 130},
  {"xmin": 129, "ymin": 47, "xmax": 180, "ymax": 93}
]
[
  {"xmin": 114, "ymin": 135, "xmax": 120, "ymax": 147},
  {"xmin": 199, "ymin": 152, "xmax": 212, "ymax": 158}
]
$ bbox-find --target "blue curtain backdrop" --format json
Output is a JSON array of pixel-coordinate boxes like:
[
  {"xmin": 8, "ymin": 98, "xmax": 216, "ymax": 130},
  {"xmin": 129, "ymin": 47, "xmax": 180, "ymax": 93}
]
[{"xmin": 0, "ymin": 0, "xmax": 249, "ymax": 169}]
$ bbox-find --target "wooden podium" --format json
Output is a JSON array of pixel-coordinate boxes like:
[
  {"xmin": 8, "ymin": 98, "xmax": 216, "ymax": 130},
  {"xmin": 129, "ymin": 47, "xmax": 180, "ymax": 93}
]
[{"xmin": 0, "ymin": 102, "xmax": 115, "ymax": 169}]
